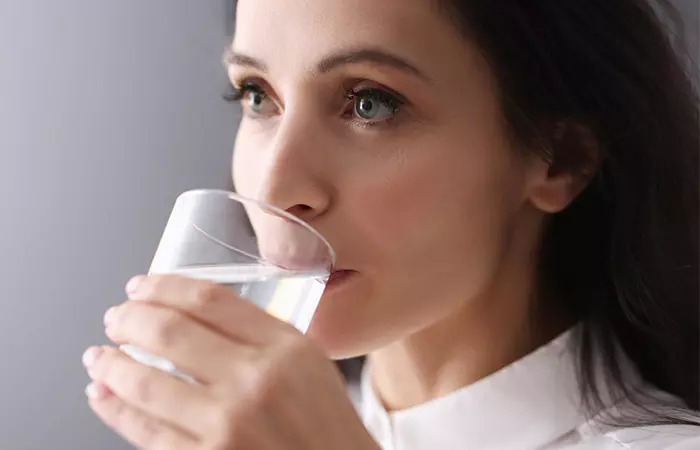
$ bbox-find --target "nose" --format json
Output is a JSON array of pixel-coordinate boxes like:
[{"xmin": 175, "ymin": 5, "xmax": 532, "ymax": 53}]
[{"xmin": 254, "ymin": 115, "xmax": 333, "ymax": 222}]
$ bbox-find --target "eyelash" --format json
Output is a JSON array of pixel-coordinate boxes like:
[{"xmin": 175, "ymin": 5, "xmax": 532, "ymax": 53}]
[
  {"xmin": 223, "ymin": 80, "xmax": 405, "ymax": 129},
  {"xmin": 343, "ymin": 87, "xmax": 404, "ymax": 129},
  {"xmin": 223, "ymin": 81, "xmax": 266, "ymax": 103}
]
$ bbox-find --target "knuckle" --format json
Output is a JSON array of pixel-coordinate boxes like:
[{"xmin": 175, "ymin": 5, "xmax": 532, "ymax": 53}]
[
  {"xmin": 89, "ymin": 353, "xmax": 108, "ymax": 380},
  {"xmin": 282, "ymin": 334, "xmax": 311, "ymax": 358},
  {"xmin": 272, "ymin": 336, "xmax": 311, "ymax": 372},
  {"xmin": 240, "ymin": 339, "xmax": 314, "ymax": 407},
  {"xmin": 125, "ymin": 371, "xmax": 154, "ymax": 404},
  {"xmin": 111, "ymin": 304, "xmax": 144, "ymax": 338},
  {"xmin": 246, "ymin": 363, "xmax": 285, "ymax": 411},
  {"xmin": 191, "ymin": 282, "xmax": 222, "ymax": 310},
  {"xmin": 151, "ymin": 310, "xmax": 184, "ymax": 349},
  {"xmin": 92, "ymin": 349, "xmax": 121, "ymax": 381},
  {"xmin": 149, "ymin": 275, "xmax": 168, "ymax": 295},
  {"xmin": 134, "ymin": 416, "xmax": 163, "ymax": 449},
  {"xmin": 98, "ymin": 385, "xmax": 169, "ymax": 450},
  {"xmin": 107, "ymin": 304, "xmax": 127, "ymax": 331},
  {"xmin": 105, "ymin": 395, "xmax": 128, "ymax": 429}
]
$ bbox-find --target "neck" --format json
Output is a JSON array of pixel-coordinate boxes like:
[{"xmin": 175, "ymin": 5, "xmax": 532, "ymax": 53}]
[{"xmin": 369, "ymin": 226, "xmax": 572, "ymax": 412}]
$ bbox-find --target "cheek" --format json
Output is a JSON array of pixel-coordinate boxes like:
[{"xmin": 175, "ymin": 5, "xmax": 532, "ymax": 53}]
[
  {"xmin": 353, "ymin": 138, "xmax": 526, "ymax": 308},
  {"xmin": 232, "ymin": 125, "xmax": 267, "ymax": 198},
  {"xmin": 312, "ymin": 141, "xmax": 526, "ymax": 358},
  {"xmin": 363, "ymin": 149, "xmax": 519, "ymax": 261}
]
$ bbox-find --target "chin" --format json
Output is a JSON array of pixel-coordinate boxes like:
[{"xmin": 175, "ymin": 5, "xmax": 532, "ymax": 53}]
[
  {"xmin": 306, "ymin": 303, "xmax": 367, "ymax": 359},
  {"xmin": 306, "ymin": 307, "xmax": 412, "ymax": 361},
  {"xmin": 305, "ymin": 277, "xmax": 382, "ymax": 359}
]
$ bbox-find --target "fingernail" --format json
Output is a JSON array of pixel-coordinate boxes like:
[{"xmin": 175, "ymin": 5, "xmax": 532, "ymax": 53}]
[
  {"xmin": 82, "ymin": 347, "xmax": 103, "ymax": 369},
  {"xmin": 103, "ymin": 307, "xmax": 118, "ymax": 327},
  {"xmin": 125, "ymin": 275, "xmax": 145, "ymax": 298},
  {"xmin": 85, "ymin": 383, "xmax": 110, "ymax": 400}
]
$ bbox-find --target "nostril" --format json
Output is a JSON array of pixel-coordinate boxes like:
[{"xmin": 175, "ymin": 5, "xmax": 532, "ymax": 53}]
[{"xmin": 287, "ymin": 204, "xmax": 314, "ymax": 219}]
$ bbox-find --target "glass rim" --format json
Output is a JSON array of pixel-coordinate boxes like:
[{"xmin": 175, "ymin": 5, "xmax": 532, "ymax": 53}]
[{"xmin": 177, "ymin": 189, "xmax": 337, "ymax": 269}]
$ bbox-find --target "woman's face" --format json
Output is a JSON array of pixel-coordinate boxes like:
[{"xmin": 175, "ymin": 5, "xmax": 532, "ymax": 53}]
[{"xmin": 230, "ymin": 0, "xmax": 545, "ymax": 358}]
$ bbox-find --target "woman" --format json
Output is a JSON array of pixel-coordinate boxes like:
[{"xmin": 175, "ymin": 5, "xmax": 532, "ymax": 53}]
[{"xmin": 82, "ymin": 0, "xmax": 699, "ymax": 448}]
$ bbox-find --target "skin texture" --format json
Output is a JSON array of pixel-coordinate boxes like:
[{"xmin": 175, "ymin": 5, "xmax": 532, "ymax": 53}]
[{"xmin": 83, "ymin": 0, "xmax": 595, "ymax": 447}]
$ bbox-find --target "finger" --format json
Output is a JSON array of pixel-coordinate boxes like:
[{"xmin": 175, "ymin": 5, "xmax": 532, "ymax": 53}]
[
  {"xmin": 125, "ymin": 274, "xmax": 289, "ymax": 345},
  {"xmin": 84, "ymin": 346, "xmax": 218, "ymax": 437},
  {"xmin": 104, "ymin": 302, "xmax": 251, "ymax": 382},
  {"xmin": 86, "ymin": 382, "xmax": 199, "ymax": 450}
]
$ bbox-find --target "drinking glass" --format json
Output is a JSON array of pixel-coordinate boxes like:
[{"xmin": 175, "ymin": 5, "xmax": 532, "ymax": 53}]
[{"xmin": 121, "ymin": 189, "xmax": 335, "ymax": 382}]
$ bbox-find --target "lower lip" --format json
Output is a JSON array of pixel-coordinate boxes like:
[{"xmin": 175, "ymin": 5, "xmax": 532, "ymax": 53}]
[{"xmin": 325, "ymin": 270, "xmax": 356, "ymax": 290}]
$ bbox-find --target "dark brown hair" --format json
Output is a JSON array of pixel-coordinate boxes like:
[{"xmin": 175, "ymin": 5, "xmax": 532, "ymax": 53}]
[{"xmin": 438, "ymin": 0, "xmax": 699, "ymax": 422}]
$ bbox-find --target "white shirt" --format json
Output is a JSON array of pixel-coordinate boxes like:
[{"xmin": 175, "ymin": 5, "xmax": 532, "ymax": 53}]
[{"xmin": 356, "ymin": 329, "xmax": 700, "ymax": 449}]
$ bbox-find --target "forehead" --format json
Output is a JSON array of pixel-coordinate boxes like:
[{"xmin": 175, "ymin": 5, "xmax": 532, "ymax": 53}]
[{"xmin": 233, "ymin": 0, "xmax": 460, "ymax": 72}]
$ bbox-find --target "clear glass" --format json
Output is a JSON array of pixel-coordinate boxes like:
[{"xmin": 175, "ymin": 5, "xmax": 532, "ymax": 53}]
[{"xmin": 121, "ymin": 189, "xmax": 335, "ymax": 382}]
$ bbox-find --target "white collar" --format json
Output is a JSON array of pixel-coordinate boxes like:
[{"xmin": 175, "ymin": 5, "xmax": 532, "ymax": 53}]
[{"xmin": 360, "ymin": 328, "xmax": 625, "ymax": 450}]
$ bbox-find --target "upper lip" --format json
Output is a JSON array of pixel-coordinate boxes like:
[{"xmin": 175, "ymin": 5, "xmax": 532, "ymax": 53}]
[{"xmin": 326, "ymin": 268, "xmax": 355, "ymax": 282}]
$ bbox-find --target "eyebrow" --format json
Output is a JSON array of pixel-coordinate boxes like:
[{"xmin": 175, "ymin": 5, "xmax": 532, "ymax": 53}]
[
  {"xmin": 224, "ymin": 46, "xmax": 431, "ymax": 83},
  {"xmin": 224, "ymin": 49, "xmax": 268, "ymax": 72}
]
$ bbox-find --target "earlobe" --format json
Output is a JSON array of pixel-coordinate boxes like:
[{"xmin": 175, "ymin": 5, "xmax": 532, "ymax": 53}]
[
  {"xmin": 528, "ymin": 169, "xmax": 596, "ymax": 214},
  {"xmin": 527, "ymin": 120, "xmax": 603, "ymax": 214}
]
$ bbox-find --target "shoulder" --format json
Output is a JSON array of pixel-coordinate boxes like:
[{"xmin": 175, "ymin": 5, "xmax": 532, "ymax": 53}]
[
  {"xmin": 565, "ymin": 424, "xmax": 700, "ymax": 449},
  {"xmin": 566, "ymin": 385, "xmax": 700, "ymax": 449}
]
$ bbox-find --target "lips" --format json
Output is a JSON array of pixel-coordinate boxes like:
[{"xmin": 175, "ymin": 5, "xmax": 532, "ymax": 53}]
[{"xmin": 326, "ymin": 269, "xmax": 355, "ymax": 286}]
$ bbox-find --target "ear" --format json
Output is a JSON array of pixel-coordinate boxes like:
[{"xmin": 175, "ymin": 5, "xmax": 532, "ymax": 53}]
[{"xmin": 527, "ymin": 121, "xmax": 603, "ymax": 214}]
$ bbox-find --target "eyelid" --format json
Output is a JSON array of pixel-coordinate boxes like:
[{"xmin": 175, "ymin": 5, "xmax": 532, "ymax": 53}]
[
  {"xmin": 348, "ymin": 84, "xmax": 408, "ymax": 106},
  {"xmin": 229, "ymin": 76, "xmax": 282, "ymax": 105},
  {"xmin": 342, "ymin": 84, "xmax": 407, "ymax": 130},
  {"xmin": 222, "ymin": 80, "xmax": 282, "ymax": 122},
  {"xmin": 346, "ymin": 87, "xmax": 406, "ymax": 115},
  {"xmin": 223, "ymin": 81, "xmax": 262, "ymax": 103},
  {"xmin": 223, "ymin": 81, "xmax": 264, "ymax": 102}
]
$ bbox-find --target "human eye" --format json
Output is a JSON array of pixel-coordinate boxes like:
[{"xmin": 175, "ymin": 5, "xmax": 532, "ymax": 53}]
[
  {"xmin": 224, "ymin": 79, "xmax": 279, "ymax": 118},
  {"xmin": 343, "ymin": 85, "xmax": 406, "ymax": 128}
]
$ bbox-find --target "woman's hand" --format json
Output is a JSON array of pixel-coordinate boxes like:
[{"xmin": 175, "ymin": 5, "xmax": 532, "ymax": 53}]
[{"xmin": 82, "ymin": 275, "xmax": 378, "ymax": 450}]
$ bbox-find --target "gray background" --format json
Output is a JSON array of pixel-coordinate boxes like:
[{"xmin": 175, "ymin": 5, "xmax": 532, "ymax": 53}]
[
  {"xmin": 0, "ymin": 1, "xmax": 235, "ymax": 449},
  {"xmin": 0, "ymin": 1, "xmax": 696, "ymax": 449}
]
